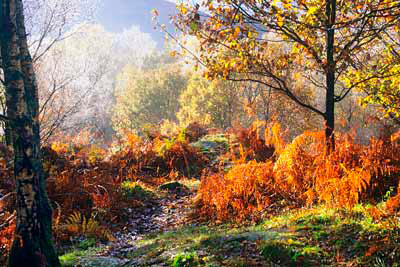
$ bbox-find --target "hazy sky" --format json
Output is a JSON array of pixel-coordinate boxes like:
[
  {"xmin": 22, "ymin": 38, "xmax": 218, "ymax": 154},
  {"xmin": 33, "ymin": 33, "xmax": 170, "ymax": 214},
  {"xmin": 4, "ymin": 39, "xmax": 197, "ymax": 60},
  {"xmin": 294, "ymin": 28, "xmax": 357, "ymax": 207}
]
[{"xmin": 165, "ymin": 0, "xmax": 200, "ymax": 4}]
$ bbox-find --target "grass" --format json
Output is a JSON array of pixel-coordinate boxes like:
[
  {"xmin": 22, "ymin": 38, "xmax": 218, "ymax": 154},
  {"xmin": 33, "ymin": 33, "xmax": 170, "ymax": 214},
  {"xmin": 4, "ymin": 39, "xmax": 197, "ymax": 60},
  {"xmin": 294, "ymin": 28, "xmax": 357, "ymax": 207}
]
[
  {"xmin": 262, "ymin": 205, "xmax": 400, "ymax": 266},
  {"xmin": 191, "ymin": 134, "xmax": 229, "ymax": 161},
  {"xmin": 59, "ymin": 245, "xmax": 104, "ymax": 267},
  {"xmin": 121, "ymin": 223, "xmax": 270, "ymax": 266},
  {"xmin": 58, "ymin": 205, "xmax": 400, "ymax": 267},
  {"xmin": 128, "ymin": 205, "xmax": 399, "ymax": 266}
]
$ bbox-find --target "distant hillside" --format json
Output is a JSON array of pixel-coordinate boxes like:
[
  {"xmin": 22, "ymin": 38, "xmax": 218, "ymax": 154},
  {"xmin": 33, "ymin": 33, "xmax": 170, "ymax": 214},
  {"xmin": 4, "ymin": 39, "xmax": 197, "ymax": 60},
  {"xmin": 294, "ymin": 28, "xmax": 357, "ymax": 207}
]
[{"xmin": 96, "ymin": 0, "xmax": 178, "ymax": 49}]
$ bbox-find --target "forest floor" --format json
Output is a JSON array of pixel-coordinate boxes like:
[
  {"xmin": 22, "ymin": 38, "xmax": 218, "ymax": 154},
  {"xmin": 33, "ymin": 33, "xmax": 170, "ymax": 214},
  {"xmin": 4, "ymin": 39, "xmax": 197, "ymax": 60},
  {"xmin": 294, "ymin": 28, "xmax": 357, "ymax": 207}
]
[
  {"xmin": 2, "ymin": 127, "xmax": 400, "ymax": 266},
  {"xmin": 59, "ymin": 181, "xmax": 400, "ymax": 267}
]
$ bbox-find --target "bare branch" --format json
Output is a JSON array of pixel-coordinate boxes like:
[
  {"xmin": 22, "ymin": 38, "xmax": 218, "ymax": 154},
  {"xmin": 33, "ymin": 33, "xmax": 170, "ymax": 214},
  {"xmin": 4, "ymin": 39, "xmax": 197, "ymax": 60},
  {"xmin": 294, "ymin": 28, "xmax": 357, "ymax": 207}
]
[
  {"xmin": 228, "ymin": 76, "xmax": 325, "ymax": 117},
  {"xmin": 0, "ymin": 212, "xmax": 16, "ymax": 230},
  {"xmin": 0, "ymin": 114, "xmax": 10, "ymax": 122}
]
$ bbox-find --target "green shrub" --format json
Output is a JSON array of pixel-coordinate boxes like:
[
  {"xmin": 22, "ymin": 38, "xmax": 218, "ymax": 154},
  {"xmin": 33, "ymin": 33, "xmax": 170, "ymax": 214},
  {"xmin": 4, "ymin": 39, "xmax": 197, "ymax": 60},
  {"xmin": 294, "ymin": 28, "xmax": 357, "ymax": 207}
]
[
  {"xmin": 78, "ymin": 238, "xmax": 97, "ymax": 250},
  {"xmin": 120, "ymin": 181, "xmax": 153, "ymax": 200},
  {"xmin": 172, "ymin": 252, "xmax": 198, "ymax": 267}
]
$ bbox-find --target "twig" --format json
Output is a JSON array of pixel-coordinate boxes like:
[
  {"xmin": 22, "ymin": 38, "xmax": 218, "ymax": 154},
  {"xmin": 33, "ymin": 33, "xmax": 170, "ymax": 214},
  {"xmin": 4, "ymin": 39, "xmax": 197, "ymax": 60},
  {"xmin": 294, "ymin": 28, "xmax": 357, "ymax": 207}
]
[
  {"xmin": 0, "ymin": 192, "xmax": 15, "ymax": 203},
  {"xmin": 0, "ymin": 211, "xmax": 16, "ymax": 230},
  {"xmin": 0, "ymin": 114, "xmax": 10, "ymax": 122}
]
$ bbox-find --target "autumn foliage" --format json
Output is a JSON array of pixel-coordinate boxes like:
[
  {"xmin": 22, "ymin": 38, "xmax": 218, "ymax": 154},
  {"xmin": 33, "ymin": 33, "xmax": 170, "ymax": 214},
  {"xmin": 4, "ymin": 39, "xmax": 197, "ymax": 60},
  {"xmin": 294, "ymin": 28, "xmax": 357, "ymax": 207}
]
[
  {"xmin": 198, "ymin": 161, "xmax": 277, "ymax": 222},
  {"xmin": 45, "ymin": 131, "xmax": 207, "ymax": 223},
  {"xmin": 196, "ymin": 123, "xmax": 400, "ymax": 222},
  {"xmin": 0, "ymin": 129, "xmax": 207, "ymax": 261},
  {"xmin": 1, "ymin": 123, "xmax": 400, "ymax": 262}
]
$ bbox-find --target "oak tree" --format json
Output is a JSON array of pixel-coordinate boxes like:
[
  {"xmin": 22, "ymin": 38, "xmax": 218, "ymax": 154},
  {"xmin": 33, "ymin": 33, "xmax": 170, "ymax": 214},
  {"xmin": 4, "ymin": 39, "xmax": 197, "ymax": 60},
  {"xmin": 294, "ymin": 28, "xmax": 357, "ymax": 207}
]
[
  {"xmin": 172, "ymin": 0, "xmax": 400, "ymax": 149},
  {"xmin": 349, "ymin": 28, "xmax": 400, "ymax": 124}
]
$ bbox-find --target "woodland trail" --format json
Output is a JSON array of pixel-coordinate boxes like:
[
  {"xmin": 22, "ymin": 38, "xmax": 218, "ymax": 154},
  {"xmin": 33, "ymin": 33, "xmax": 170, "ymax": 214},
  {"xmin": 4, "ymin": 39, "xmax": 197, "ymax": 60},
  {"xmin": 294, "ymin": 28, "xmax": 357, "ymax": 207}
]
[
  {"xmin": 112, "ymin": 189, "xmax": 194, "ymax": 248},
  {"xmin": 75, "ymin": 187, "xmax": 197, "ymax": 267}
]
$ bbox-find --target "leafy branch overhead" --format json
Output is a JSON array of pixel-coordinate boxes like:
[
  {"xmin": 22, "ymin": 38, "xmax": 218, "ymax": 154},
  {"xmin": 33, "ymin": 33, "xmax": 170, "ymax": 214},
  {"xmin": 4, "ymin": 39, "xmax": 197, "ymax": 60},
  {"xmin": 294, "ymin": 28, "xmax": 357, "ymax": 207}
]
[{"xmin": 170, "ymin": 0, "xmax": 400, "ymax": 148}]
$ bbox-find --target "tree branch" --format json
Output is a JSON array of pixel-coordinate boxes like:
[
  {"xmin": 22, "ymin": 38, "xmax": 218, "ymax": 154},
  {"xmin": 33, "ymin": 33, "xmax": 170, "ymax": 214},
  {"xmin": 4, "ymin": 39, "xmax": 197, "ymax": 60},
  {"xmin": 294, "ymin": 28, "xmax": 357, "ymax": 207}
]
[
  {"xmin": 0, "ymin": 212, "xmax": 16, "ymax": 230},
  {"xmin": 228, "ymin": 76, "xmax": 325, "ymax": 117},
  {"xmin": 0, "ymin": 114, "xmax": 10, "ymax": 122}
]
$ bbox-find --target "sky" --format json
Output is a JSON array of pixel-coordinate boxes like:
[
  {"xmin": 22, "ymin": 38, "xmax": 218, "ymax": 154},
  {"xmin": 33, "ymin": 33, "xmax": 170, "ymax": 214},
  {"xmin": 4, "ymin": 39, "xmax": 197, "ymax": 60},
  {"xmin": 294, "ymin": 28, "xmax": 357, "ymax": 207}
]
[
  {"xmin": 165, "ymin": 0, "xmax": 201, "ymax": 4},
  {"xmin": 97, "ymin": 0, "xmax": 178, "ymax": 48}
]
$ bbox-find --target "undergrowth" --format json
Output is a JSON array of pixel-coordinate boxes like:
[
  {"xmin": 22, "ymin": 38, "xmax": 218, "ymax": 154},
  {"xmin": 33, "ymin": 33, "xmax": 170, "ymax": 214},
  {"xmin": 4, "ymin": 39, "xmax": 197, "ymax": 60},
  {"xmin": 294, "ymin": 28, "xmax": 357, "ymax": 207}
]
[
  {"xmin": 1, "ymin": 122, "xmax": 400, "ymax": 265},
  {"xmin": 0, "ymin": 125, "xmax": 208, "ymax": 263},
  {"xmin": 196, "ymin": 123, "xmax": 400, "ymax": 222}
]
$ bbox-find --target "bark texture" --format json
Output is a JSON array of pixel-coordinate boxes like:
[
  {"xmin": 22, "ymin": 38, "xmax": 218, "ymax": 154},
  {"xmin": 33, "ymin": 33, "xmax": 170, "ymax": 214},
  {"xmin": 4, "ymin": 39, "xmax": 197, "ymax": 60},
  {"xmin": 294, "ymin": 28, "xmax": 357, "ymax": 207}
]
[
  {"xmin": 325, "ymin": 0, "xmax": 336, "ymax": 151},
  {"xmin": 0, "ymin": 0, "xmax": 60, "ymax": 266}
]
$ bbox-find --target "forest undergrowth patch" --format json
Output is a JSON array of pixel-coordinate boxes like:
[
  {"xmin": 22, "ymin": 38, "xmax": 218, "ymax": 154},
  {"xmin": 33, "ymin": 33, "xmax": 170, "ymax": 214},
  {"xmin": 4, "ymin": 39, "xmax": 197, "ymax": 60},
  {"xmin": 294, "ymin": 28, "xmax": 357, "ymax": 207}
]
[
  {"xmin": 1, "ymin": 123, "xmax": 400, "ymax": 266},
  {"xmin": 196, "ymin": 123, "xmax": 400, "ymax": 223}
]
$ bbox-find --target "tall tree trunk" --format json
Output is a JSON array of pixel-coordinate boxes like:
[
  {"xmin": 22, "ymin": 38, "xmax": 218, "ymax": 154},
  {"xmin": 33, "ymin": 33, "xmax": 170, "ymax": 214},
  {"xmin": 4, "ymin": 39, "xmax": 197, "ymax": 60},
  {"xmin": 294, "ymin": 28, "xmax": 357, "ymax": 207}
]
[
  {"xmin": 0, "ymin": 1, "xmax": 60, "ymax": 266},
  {"xmin": 325, "ymin": 0, "xmax": 336, "ymax": 151}
]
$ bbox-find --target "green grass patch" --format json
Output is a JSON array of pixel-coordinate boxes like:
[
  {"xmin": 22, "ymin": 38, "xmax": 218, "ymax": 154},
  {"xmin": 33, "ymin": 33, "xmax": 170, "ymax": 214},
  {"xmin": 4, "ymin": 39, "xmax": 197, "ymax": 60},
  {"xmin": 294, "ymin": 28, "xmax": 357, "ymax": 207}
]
[
  {"xmin": 260, "ymin": 205, "xmax": 400, "ymax": 266},
  {"xmin": 59, "ymin": 245, "xmax": 104, "ymax": 267},
  {"xmin": 62, "ymin": 205, "xmax": 399, "ymax": 266}
]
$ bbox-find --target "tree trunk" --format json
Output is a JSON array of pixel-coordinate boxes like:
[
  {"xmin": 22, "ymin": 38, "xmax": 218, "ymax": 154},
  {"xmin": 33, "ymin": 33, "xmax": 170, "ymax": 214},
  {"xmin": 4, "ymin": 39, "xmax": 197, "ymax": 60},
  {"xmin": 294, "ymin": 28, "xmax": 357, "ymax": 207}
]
[
  {"xmin": 0, "ymin": 1, "xmax": 60, "ymax": 266},
  {"xmin": 325, "ymin": 0, "xmax": 336, "ymax": 151},
  {"xmin": 4, "ymin": 121, "xmax": 12, "ymax": 146}
]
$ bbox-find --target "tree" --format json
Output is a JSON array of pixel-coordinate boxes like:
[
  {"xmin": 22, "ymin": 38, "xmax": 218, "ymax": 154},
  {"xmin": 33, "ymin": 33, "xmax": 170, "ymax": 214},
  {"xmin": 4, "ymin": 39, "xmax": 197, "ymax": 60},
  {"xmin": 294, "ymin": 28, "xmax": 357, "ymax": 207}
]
[
  {"xmin": 112, "ymin": 60, "xmax": 188, "ymax": 136},
  {"xmin": 43, "ymin": 24, "xmax": 156, "ymax": 143},
  {"xmin": 178, "ymin": 74, "xmax": 244, "ymax": 129},
  {"xmin": 245, "ymin": 78, "xmax": 321, "ymax": 139},
  {"xmin": 36, "ymin": 24, "xmax": 118, "ymax": 143},
  {"xmin": 171, "ymin": 0, "xmax": 400, "ymax": 150},
  {"xmin": 0, "ymin": 0, "xmax": 98, "ymax": 145},
  {"xmin": 32, "ymin": 24, "xmax": 157, "ymax": 143},
  {"xmin": 23, "ymin": 0, "xmax": 98, "ymax": 63},
  {"xmin": 0, "ymin": 0, "xmax": 60, "ymax": 266}
]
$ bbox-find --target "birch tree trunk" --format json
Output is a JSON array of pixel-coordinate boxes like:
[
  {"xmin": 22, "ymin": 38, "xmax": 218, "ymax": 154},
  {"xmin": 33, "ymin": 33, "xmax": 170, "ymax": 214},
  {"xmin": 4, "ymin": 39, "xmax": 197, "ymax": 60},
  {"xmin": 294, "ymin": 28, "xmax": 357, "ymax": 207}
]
[{"xmin": 0, "ymin": 0, "xmax": 60, "ymax": 266}]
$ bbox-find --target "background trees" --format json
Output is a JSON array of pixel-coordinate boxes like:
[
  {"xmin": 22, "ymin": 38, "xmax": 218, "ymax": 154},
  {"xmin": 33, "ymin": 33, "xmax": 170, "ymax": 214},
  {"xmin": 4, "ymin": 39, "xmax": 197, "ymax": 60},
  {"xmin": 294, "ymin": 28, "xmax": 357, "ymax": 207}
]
[
  {"xmin": 177, "ymin": 75, "xmax": 244, "ymax": 129},
  {"xmin": 112, "ymin": 58, "xmax": 187, "ymax": 136},
  {"xmin": 0, "ymin": 0, "xmax": 98, "ymax": 144},
  {"xmin": 37, "ymin": 24, "xmax": 156, "ymax": 143}
]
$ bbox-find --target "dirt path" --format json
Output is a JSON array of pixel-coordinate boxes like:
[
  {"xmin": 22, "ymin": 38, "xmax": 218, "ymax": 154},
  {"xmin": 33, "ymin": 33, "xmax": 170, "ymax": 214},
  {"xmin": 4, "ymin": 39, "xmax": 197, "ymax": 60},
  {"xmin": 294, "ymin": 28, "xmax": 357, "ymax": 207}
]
[
  {"xmin": 117, "ymin": 191, "xmax": 193, "ymax": 239},
  {"xmin": 93, "ymin": 190, "xmax": 195, "ymax": 266}
]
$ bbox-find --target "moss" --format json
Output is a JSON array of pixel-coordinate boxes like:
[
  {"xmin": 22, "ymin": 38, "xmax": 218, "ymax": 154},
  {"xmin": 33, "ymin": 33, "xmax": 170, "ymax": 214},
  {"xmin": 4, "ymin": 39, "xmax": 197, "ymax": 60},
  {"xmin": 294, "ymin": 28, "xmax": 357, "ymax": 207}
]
[
  {"xmin": 78, "ymin": 238, "xmax": 97, "ymax": 250},
  {"xmin": 59, "ymin": 246, "xmax": 103, "ymax": 267},
  {"xmin": 158, "ymin": 181, "xmax": 189, "ymax": 192},
  {"xmin": 120, "ymin": 181, "xmax": 154, "ymax": 200}
]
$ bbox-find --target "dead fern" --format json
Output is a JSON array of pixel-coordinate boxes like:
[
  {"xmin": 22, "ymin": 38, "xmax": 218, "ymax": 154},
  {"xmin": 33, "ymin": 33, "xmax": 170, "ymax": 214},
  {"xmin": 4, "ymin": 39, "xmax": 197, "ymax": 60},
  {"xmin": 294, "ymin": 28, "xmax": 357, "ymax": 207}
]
[
  {"xmin": 59, "ymin": 211, "xmax": 114, "ymax": 241},
  {"xmin": 197, "ymin": 161, "xmax": 277, "ymax": 222},
  {"xmin": 197, "ymin": 125, "xmax": 400, "ymax": 222}
]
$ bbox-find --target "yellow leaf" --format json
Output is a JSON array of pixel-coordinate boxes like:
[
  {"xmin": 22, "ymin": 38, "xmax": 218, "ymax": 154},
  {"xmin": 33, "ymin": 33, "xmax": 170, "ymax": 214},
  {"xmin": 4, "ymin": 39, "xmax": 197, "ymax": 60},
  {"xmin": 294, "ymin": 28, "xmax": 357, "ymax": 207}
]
[
  {"xmin": 307, "ymin": 6, "xmax": 318, "ymax": 15},
  {"xmin": 234, "ymin": 27, "xmax": 241, "ymax": 39},
  {"xmin": 180, "ymin": 6, "xmax": 187, "ymax": 14},
  {"xmin": 277, "ymin": 14, "xmax": 284, "ymax": 27},
  {"xmin": 151, "ymin": 9, "xmax": 159, "ymax": 17},
  {"xmin": 170, "ymin": 50, "xmax": 177, "ymax": 57}
]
